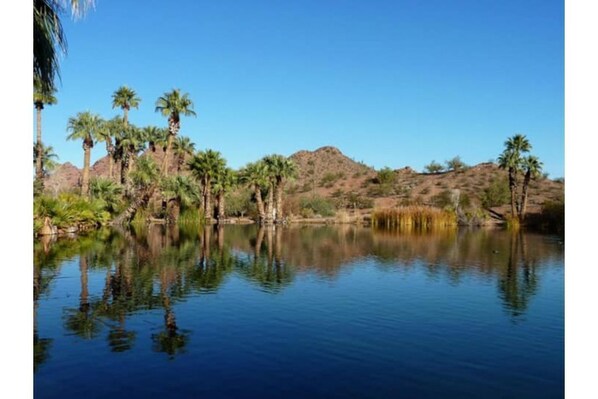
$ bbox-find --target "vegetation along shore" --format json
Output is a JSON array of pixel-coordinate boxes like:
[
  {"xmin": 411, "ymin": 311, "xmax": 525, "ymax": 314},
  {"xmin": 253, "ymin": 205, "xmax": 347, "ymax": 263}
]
[{"xmin": 33, "ymin": 86, "xmax": 563, "ymax": 236}]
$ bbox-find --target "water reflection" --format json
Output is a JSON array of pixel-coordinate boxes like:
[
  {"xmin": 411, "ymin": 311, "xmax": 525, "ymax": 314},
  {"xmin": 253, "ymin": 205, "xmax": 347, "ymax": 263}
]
[{"xmin": 34, "ymin": 224, "xmax": 563, "ymax": 369}]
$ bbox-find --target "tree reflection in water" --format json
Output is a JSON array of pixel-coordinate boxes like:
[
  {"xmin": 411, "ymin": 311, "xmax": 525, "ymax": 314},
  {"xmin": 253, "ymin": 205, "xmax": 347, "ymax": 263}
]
[{"xmin": 34, "ymin": 224, "xmax": 562, "ymax": 367}]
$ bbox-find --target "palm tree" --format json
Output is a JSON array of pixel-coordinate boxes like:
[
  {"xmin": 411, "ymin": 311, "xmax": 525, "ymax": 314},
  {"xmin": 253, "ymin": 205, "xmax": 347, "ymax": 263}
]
[
  {"xmin": 111, "ymin": 85, "xmax": 141, "ymax": 126},
  {"xmin": 113, "ymin": 156, "xmax": 161, "ymax": 225},
  {"xmin": 66, "ymin": 111, "xmax": 103, "ymax": 196},
  {"xmin": 104, "ymin": 116, "xmax": 127, "ymax": 181},
  {"xmin": 155, "ymin": 89, "xmax": 196, "ymax": 176},
  {"xmin": 143, "ymin": 126, "xmax": 167, "ymax": 153},
  {"xmin": 239, "ymin": 161, "xmax": 269, "ymax": 224},
  {"xmin": 34, "ymin": 0, "xmax": 94, "ymax": 94},
  {"xmin": 95, "ymin": 118, "xmax": 116, "ymax": 180},
  {"xmin": 161, "ymin": 175, "xmax": 200, "ymax": 223},
  {"xmin": 119, "ymin": 124, "xmax": 145, "ymax": 193},
  {"xmin": 89, "ymin": 177, "xmax": 123, "ymax": 214},
  {"xmin": 34, "ymin": 83, "xmax": 57, "ymax": 184},
  {"xmin": 172, "ymin": 136, "xmax": 196, "ymax": 173},
  {"xmin": 33, "ymin": 143, "xmax": 59, "ymax": 177},
  {"xmin": 498, "ymin": 134, "xmax": 531, "ymax": 219},
  {"xmin": 212, "ymin": 168, "xmax": 237, "ymax": 222},
  {"xmin": 187, "ymin": 150, "xmax": 226, "ymax": 223},
  {"xmin": 263, "ymin": 155, "xmax": 297, "ymax": 223},
  {"xmin": 519, "ymin": 155, "xmax": 543, "ymax": 221}
]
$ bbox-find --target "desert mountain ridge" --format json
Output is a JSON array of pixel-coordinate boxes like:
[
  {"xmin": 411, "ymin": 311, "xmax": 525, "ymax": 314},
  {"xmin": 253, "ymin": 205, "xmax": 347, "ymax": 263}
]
[{"xmin": 44, "ymin": 145, "xmax": 563, "ymax": 216}]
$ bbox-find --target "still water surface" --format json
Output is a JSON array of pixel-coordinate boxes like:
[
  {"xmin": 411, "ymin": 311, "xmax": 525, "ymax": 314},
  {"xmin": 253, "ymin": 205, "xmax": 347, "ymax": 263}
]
[{"xmin": 34, "ymin": 225, "xmax": 564, "ymax": 398}]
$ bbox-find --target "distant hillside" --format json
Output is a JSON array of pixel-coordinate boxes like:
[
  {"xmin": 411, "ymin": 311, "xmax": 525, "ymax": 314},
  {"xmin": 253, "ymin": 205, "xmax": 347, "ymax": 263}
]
[{"xmin": 43, "ymin": 145, "xmax": 564, "ymax": 218}]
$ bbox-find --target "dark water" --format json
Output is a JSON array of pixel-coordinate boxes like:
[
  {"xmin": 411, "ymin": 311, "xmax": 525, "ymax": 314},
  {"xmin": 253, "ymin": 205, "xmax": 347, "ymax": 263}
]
[{"xmin": 34, "ymin": 225, "xmax": 564, "ymax": 399}]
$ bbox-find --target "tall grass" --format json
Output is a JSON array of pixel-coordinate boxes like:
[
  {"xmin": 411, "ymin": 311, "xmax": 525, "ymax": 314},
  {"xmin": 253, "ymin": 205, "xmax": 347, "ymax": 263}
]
[{"xmin": 371, "ymin": 206, "xmax": 457, "ymax": 231}]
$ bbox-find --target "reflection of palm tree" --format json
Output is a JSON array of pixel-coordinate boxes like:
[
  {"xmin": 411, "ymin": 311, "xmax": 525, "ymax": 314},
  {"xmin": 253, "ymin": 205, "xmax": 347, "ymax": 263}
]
[
  {"xmin": 64, "ymin": 253, "xmax": 102, "ymax": 339},
  {"xmin": 498, "ymin": 232, "xmax": 538, "ymax": 317},
  {"xmin": 152, "ymin": 271, "xmax": 188, "ymax": 358}
]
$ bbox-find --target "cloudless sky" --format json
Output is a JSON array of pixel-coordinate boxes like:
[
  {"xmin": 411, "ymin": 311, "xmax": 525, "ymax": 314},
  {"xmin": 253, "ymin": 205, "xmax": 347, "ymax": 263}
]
[{"xmin": 38, "ymin": 0, "xmax": 564, "ymax": 177}]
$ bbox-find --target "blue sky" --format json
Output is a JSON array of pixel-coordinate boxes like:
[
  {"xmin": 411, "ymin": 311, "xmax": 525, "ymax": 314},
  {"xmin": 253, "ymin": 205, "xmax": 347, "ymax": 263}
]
[{"xmin": 38, "ymin": 0, "xmax": 564, "ymax": 177}]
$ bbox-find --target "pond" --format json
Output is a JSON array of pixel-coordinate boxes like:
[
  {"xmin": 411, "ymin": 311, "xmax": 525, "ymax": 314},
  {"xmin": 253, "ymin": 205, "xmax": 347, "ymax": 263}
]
[{"xmin": 34, "ymin": 225, "xmax": 564, "ymax": 399}]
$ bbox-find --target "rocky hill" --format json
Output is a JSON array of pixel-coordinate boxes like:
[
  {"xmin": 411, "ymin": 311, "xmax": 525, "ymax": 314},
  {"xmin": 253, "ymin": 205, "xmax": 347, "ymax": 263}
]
[{"xmin": 43, "ymin": 145, "xmax": 564, "ymax": 217}]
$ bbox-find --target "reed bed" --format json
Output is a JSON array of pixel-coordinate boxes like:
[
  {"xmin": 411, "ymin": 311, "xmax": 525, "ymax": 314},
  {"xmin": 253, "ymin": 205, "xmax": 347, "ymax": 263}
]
[{"xmin": 371, "ymin": 206, "xmax": 457, "ymax": 231}]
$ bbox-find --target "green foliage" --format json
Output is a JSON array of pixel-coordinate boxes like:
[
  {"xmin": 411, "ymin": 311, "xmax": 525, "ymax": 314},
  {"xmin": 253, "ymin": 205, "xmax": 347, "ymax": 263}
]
[
  {"xmin": 299, "ymin": 196, "xmax": 336, "ymax": 217},
  {"xmin": 481, "ymin": 178, "xmax": 510, "ymax": 208},
  {"xmin": 424, "ymin": 161, "xmax": 444, "ymax": 174},
  {"xmin": 375, "ymin": 167, "xmax": 396, "ymax": 185},
  {"xmin": 335, "ymin": 191, "xmax": 374, "ymax": 209},
  {"xmin": 34, "ymin": 193, "xmax": 110, "ymax": 232},
  {"xmin": 89, "ymin": 178, "xmax": 124, "ymax": 214},
  {"xmin": 445, "ymin": 156, "xmax": 467, "ymax": 172},
  {"xmin": 225, "ymin": 188, "xmax": 255, "ymax": 217}
]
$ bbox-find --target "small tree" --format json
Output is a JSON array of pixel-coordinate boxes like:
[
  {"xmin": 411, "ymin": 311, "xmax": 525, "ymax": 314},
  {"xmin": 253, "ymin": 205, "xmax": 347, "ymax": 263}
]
[
  {"xmin": 424, "ymin": 161, "xmax": 444, "ymax": 174},
  {"xmin": 375, "ymin": 167, "xmax": 396, "ymax": 185},
  {"xmin": 445, "ymin": 156, "xmax": 467, "ymax": 172}
]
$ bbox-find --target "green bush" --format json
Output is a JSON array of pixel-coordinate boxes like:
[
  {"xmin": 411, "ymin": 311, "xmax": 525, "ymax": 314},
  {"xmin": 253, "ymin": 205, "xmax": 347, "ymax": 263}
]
[
  {"xmin": 299, "ymin": 196, "xmax": 336, "ymax": 217},
  {"xmin": 34, "ymin": 193, "xmax": 110, "ymax": 233},
  {"xmin": 481, "ymin": 178, "xmax": 510, "ymax": 208},
  {"xmin": 424, "ymin": 161, "xmax": 444, "ymax": 174}
]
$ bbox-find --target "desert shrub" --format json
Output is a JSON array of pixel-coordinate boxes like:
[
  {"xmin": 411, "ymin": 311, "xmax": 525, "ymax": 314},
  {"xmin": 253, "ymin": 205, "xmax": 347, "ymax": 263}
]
[
  {"xmin": 226, "ymin": 189, "xmax": 254, "ymax": 217},
  {"xmin": 420, "ymin": 187, "xmax": 430, "ymax": 195},
  {"xmin": 445, "ymin": 156, "xmax": 467, "ymax": 172},
  {"xmin": 367, "ymin": 184, "xmax": 393, "ymax": 197},
  {"xmin": 331, "ymin": 188, "xmax": 345, "ymax": 198},
  {"xmin": 480, "ymin": 177, "xmax": 510, "ymax": 208},
  {"xmin": 320, "ymin": 172, "xmax": 337, "ymax": 187},
  {"xmin": 431, "ymin": 190, "xmax": 454, "ymax": 209},
  {"xmin": 375, "ymin": 167, "xmax": 396, "ymax": 185},
  {"xmin": 335, "ymin": 192, "xmax": 374, "ymax": 209},
  {"xmin": 424, "ymin": 161, "xmax": 444, "ymax": 174},
  {"xmin": 299, "ymin": 196, "xmax": 335, "ymax": 217}
]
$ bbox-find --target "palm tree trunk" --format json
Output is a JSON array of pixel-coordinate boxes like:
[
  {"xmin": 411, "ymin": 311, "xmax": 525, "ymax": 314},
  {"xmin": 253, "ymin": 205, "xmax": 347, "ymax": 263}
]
[
  {"xmin": 162, "ymin": 118, "xmax": 179, "ymax": 176},
  {"xmin": 519, "ymin": 172, "xmax": 531, "ymax": 221},
  {"xmin": 162, "ymin": 133, "xmax": 174, "ymax": 176},
  {"xmin": 265, "ymin": 185, "xmax": 274, "ymax": 223},
  {"xmin": 82, "ymin": 143, "xmax": 91, "ymax": 197},
  {"xmin": 218, "ymin": 192, "xmax": 225, "ymax": 222},
  {"xmin": 275, "ymin": 179, "xmax": 284, "ymax": 223},
  {"xmin": 203, "ymin": 177, "xmax": 212, "ymax": 223},
  {"xmin": 35, "ymin": 105, "xmax": 44, "ymax": 183},
  {"xmin": 113, "ymin": 187, "xmax": 154, "ymax": 225},
  {"xmin": 508, "ymin": 168, "xmax": 517, "ymax": 219},
  {"xmin": 254, "ymin": 186, "xmax": 265, "ymax": 224},
  {"xmin": 105, "ymin": 142, "xmax": 114, "ymax": 180}
]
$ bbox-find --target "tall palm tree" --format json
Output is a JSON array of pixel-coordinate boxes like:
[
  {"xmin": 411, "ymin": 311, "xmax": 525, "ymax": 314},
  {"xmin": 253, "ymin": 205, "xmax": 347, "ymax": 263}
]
[
  {"xmin": 34, "ymin": 0, "xmax": 94, "ymax": 94},
  {"xmin": 263, "ymin": 155, "xmax": 297, "ymax": 223},
  {"xmin": 113, "ymin": 156, "xmax": 161, "ymax": 225},
  {"xmin": 33, "ymin": 143, "xmax": 59, "ymax": 177},
  {"xmin": 187, "ymin": 150, "xmax": 225, "ymax": 223},
  {"xmin": 155, "ymin": 89, "xmax": 196, "ymax": 176},
  {"xmin": 172, "ymin": 136, "xmax": 196, "ymax": 173},
  {"xmin": 104, "ymin": 116, "xmax": 126, "ymax": 181},
  {"xmin": 119, "ymin": 124, "xmax": 145, "ymax": 193},
  {"xmin": 95, "ymin": 118, "xmax": 116, "ymax": 180},
  {"xmin": 519, "ymin": 155, "xmax": 543, "ymax": 221},
  {"xmin": 239, "ymin": 161, "xmax": 269, "ymax": 224},
  {"xmin": 34, "ymin": 83, "xmax": 57, "ymax": 185},
  {"xmin": 212, "ymin": 167, "xmax": 237, "ymax": 222},
  {"xmin": 111, "ymin": 85, "xmax": 141, "ymax": 126},
  {"xmin": 161, "ymin": 175, "xmax": 200, "ymax": 223},
  {"xmin": 143, "ymin": 126, "xmax": 167, "ymax": 153},
  {"xmin": 498, "ymin": 134, "xmax": 531, "ymax": 219},
  {"xmin": 66, "ymin": 111, "xmax": 103, "ymax": 196}
]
